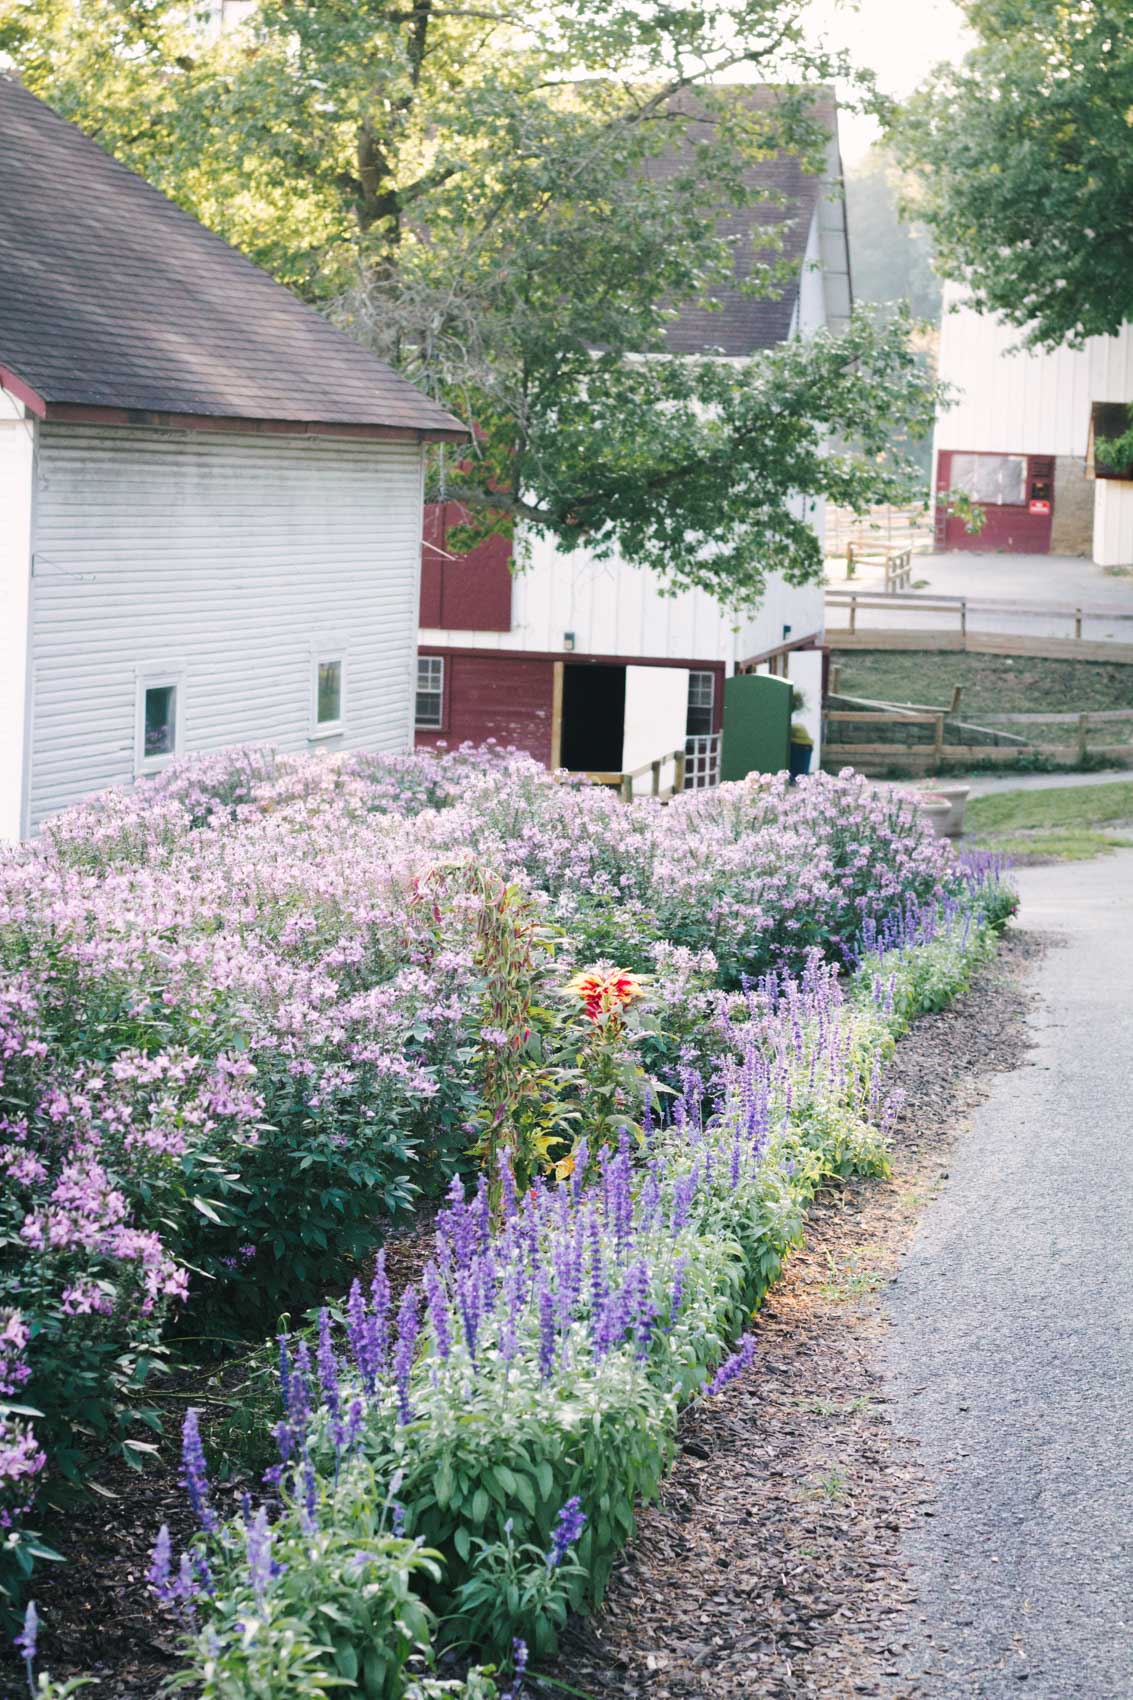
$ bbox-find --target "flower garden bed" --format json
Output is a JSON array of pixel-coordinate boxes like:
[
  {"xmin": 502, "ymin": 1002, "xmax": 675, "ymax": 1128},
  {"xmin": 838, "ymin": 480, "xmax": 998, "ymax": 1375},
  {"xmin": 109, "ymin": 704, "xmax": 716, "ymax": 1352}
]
[{"xmin": 0, "ymin": 747, "xmax": 1015, "ymax": 1698}]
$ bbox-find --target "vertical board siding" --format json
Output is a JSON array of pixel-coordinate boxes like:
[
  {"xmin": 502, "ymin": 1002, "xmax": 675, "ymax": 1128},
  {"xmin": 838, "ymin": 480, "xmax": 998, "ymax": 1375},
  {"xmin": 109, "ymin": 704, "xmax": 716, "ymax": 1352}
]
[
  {"xmin": 29, "ymin": 425, "xmax": 424, "ymax": 829},
  {"xmin": 935, "ymin": 285, "xmax": 1133, "ymax": 459},
  {"xmin": 1093, "ymin": 480, "xmax": 1133, "ymax": 568},
  {"xmin": 415, "ymin": 652, "xmax": 554, "ymax": 764},
  {"xmin": 420, "ymin": 502, "xmax": 513, "ymax": 630}
]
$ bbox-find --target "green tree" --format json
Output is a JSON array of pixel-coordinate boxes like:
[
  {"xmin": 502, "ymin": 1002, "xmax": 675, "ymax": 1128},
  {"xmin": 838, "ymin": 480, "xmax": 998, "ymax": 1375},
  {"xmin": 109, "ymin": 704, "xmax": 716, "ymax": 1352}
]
[
  {"xmin": 2, "ymin": 0, "xmax": 939, "ymax": 604},
  {"xmin": 845, "ymin": 145, "xmax": 940, "ymax": 323},
  {"xmin": 894, "ymin": 0, "xmax": 1133, "ymax": 349}
]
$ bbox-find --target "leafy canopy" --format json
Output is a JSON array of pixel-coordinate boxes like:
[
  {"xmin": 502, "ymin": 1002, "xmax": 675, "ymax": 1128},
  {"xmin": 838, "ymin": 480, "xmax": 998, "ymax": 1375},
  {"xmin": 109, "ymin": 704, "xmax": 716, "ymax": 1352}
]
[
  {"xmin": 2, "ymin": 0, "xmax": 939, "ymax": 605},
  {"xmin": 894, "ymin": 0, "xmax": 1133, "ymax": 349}
]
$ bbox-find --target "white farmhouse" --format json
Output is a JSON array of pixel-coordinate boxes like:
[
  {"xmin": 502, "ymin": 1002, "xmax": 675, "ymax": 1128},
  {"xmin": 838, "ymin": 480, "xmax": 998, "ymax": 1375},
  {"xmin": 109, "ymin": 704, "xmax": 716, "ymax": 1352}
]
[
  {"xmin": 414, "ymin": 89, "xmax": 850, "ymax": 785},
  {"xmin": 933, "ymin": 282, "xmax": 1133, "ymax": 564},
  {"xmin": 0, "ymin": 76, "xmax": 464, "ymax": 839}
]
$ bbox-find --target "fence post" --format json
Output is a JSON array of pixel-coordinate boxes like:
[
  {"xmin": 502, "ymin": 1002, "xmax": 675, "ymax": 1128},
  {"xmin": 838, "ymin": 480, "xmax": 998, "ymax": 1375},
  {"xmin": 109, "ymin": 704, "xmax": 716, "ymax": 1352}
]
[
  {"xmin": 620, "ymin": 774, "xmax": 633, "ymax": 804},
  {"xmin": 674, "ymin": 749, "xmax": 687, "ymax": 794},
  {"xmin": 651, "ymin": 758, "xmax": 661, "ymax": 797},
  {"xmin": 932, "ymin": 712, "xmax": 944, "ymax": 768},
  {"xmin": 949, "ymin": 684, "xmax": 963, "ymax": 715},
  {"xmin": 960, "ymin": 600, "xmax": 967, "ymax": 638},
  {"xmin": 830, "ymin": 662, "xmax": 842, "ymax": 694},
  {"xmin": 849, "ymin": 596, "xmax": 857, "ymax": 635},
  {"xmin": 1077, "ymin": 712, "xmax": 1089, "ymax": 761},
  {"xmin": 1074, "ymin": 607, "xmax": 1083, "ymax": 641}
]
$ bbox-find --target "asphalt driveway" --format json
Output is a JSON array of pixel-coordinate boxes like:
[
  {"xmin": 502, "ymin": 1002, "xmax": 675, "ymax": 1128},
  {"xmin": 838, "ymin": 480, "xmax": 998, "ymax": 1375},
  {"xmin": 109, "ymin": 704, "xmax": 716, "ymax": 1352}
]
[{"xmin": 882, "ymin": 851, "xmax": 1133, "ymax": 1697}]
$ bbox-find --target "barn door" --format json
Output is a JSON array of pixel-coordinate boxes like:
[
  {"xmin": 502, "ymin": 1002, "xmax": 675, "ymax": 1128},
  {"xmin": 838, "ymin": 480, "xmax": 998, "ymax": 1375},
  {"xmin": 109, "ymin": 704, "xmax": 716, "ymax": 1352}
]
[{"xmin": 622, "ymin": 666, "xmax": 689, "ymax": 794}]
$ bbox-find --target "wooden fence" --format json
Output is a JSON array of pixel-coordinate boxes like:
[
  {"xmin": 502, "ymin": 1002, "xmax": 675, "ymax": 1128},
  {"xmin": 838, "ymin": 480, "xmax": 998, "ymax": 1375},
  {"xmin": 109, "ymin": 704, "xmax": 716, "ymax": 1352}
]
[
  {"xmin": 825, "ymin": 590, "xmax": 1133, "ymax": 663},
  {"xmin": 821, "ymin": 706, "xmax": 1133, "ymax": 775}
]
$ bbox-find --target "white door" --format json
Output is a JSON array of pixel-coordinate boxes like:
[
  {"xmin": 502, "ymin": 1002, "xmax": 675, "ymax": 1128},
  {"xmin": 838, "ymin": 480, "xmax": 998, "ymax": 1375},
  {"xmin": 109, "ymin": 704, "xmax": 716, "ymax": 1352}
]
[{"xmin": 621, "ymin": 666, "xmax": 689, "ymax": 795}]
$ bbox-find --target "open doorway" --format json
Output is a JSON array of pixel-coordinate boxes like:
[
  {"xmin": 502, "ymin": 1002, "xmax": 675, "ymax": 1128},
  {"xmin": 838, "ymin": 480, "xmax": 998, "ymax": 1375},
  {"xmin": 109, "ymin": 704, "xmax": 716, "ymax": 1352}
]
[{"xmin": 561, "ymin": 663, "xmax": 625, "ymax": 772}]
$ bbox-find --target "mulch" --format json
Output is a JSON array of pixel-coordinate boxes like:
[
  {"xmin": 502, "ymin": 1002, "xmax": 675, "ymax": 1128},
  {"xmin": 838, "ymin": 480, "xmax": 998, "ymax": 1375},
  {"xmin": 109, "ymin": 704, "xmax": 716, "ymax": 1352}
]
[{"xmin": 0, "ymin": 931, "xmax": 1039, "ymax": 1700}]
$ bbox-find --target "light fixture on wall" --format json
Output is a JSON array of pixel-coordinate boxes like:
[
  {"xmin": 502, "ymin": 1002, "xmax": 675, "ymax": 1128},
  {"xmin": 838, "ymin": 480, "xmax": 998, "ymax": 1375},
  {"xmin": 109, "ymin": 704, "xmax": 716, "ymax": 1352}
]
[
  {"xmin": 782, "ymin": 623, "xmax": 793, "ymax": 641},
  {"xmin": 563, "ymin": 631, "xmax": 576, "ymax": 652}
]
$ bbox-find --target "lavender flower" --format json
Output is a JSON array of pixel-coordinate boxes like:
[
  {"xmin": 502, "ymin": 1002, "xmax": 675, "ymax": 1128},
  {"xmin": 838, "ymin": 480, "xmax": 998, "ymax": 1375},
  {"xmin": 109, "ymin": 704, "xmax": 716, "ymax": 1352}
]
[
  {"xmin": 148, "ymin": 1524, "xmax": 173, "ymax": 1601},
  {"xmin": 703, "ymin": 1332, "xmax": 757, "ymax": 1397},
  {"xmin": 14, "ymin": 1600, "xmax": 37, "ymax": 1672},
  {"xmin": 538, "ymin": 1282, "xmax": 556, "ymax": 1381},
  {"xmin": 317, "ymin": 1309, "xmax": 343, "ymax": 1443},
  {"xmin": 546, "ymin": 1496, "xmax": 586, "ymax": 1567},
  {"xmin": 370, "ymin": 1250, "xmax": 391, "ymax": 1377},
  {"xmin": 181, "ymin": 1409, "xmax": 217, "ymax": 1532},
  {"xmin": 394, "ymin": 1285, "xmax": 419, "ymax": 1426},
  {"xmin": 245, "ymin": 1505, "xmax": 273, "ymax": 1604},
  {"xmin": 424, "ymin": 1263, "xmax": 451, "ymax": 1360}
]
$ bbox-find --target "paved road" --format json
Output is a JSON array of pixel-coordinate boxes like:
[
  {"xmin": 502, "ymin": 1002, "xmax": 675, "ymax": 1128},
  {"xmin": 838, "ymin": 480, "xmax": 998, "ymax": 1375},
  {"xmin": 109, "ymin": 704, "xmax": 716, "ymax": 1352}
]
[
  {"xmin": 959, "ymin": 769, "xmax": 1133, "ymax": 797},
  {"xmin": 827, "ymin": 551, "xmax": 1133, "ymax": 643},
  {"xmin": 883, "ymin": 851, "xmax": 1133, "ymax": 1698}
]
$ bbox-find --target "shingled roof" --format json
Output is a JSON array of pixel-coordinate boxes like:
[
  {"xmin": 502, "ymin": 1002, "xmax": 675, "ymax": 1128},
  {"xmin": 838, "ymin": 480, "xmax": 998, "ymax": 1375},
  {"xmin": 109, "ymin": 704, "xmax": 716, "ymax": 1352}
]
[
  {"xmin": 645, "ymin": 86, "xmax": 843, "ymax": 357},
  {"xmin": 0, "ymin": 76, "xmax": 465, "ymax": 439}
]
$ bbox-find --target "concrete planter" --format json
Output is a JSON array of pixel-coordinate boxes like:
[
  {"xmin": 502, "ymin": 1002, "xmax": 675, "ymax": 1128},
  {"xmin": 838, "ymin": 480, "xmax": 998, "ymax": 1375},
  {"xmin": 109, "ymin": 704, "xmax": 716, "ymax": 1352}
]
[
  {"xmin": 930, "ymin": 783, "xmax": 972, "ymax": 838},
  {"xmin": 910, "ymin": 790, "xmax": 952, "ymax": 837}
]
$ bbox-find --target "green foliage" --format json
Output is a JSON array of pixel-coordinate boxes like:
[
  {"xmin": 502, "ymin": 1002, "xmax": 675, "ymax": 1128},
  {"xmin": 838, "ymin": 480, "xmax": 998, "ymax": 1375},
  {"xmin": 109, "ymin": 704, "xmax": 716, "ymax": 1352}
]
[
  {"xmin": 173, "ymin": 1462, "xmax": 462, "ymax": 1699},
  {"xmin": 938, "ymin": 488, "xmax": 986, "ymax": 536},
  {"xmin": 2, "ymin": 0, "xmax": 941, "ymax": 604},
  {"xmin": 844, "ymin": 145, "xmax": 942, "ymax": 322},
  {"xmin": 894, "ymin": 1, "xmax": 1133, "ymax": 346},
  {"xmin": 449, "ymin": 1519, "xmax": 583, "ymax": 1660}
]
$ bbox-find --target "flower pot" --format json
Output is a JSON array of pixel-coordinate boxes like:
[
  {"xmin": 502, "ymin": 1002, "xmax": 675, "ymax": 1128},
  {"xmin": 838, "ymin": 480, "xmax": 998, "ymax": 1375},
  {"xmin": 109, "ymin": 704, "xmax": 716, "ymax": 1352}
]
[
  {"xmin": 788, "ymin": 741, "xmax": 813, "ymax": 780},
  {"xmin": 929, "ymin": 783, "xmax": 971, "ymax": 838},
  {"xmin": 910, "ymin": 790, "xmax": 952, "ymax": 837}
]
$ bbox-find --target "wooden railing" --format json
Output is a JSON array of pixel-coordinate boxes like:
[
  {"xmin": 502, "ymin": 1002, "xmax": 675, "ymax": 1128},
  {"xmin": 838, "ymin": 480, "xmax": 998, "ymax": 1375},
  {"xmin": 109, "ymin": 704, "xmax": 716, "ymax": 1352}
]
[
  {"xmin": 825, "ymin": 590, "xmax": 1133, "ymax": 660},
  {"xmin": 821, "ymin": 704, "xmax": 1133, "ymax": 773},
  {"xmin": 586, "ymin": 748, "xmax": 687, "ymax": 802},
  {"xmin": 843, "ymin": 543, "xmax": 915, "ymax": 591},
  {"xmin": 823, "ymin": 708, "xmax": 950, "ymax": 763}
]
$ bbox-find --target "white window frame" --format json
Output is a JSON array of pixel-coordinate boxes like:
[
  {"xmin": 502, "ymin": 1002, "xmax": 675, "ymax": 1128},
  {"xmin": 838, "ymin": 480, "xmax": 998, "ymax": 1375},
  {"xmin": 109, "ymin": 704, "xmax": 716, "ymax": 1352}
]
[
  {"xmin": 135, "ymin": 666, "xmax": 184, "ymax": 776},
  {"xmin": 310, "ymin": 653, "xmax": 346, "ymax": 740},
  {"xmin": 415, "ymin": 655, "xmax": 445, "ymax": 730},
  {"xmin": 686, "ymin": 669, "xmax": 715, "ymax": 737}
]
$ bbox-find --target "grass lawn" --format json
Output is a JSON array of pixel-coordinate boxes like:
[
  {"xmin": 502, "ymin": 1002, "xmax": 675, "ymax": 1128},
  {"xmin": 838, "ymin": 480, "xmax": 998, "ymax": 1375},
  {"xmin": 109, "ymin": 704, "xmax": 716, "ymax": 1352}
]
[
  {"xmin": 831, "ymin": 651, "xmax": 1133, "ymax": 716},
  {"xmin": 967, "ymin": 781, "xmax": 1133, "ymax": 862}
]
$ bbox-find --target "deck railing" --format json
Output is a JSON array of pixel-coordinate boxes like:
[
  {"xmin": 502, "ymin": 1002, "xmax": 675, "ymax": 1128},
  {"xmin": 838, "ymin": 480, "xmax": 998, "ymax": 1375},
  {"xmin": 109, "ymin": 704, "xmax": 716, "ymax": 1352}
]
[
  {"xmin": 586, "ymin": 747, "xmax": 688, "ymax": 801},
  {"xmin": 683, "ymin": 732, "xmax": 721, "ymax": 789}
]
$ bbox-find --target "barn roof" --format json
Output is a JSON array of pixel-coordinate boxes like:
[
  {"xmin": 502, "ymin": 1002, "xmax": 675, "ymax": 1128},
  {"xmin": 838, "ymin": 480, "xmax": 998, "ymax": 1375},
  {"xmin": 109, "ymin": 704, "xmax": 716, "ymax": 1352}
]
[
  {"xmin": 645, "ymin": 86, "xmax": 848, "ymax": 357},
  {"xmin": 0, "ymin": 75, "xmax": 466, "ymax": 440}
]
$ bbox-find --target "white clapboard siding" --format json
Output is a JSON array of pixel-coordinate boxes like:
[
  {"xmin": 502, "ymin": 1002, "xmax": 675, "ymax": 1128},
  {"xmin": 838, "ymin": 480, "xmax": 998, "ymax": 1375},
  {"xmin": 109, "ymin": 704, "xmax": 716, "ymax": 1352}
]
[
  {"xmin": 935, "ymin": 285, "xmax": 1133, "ymax": 458},
  {"xmin": 28, "ymin": 425, "xmax": 424, "ymax": 829}
]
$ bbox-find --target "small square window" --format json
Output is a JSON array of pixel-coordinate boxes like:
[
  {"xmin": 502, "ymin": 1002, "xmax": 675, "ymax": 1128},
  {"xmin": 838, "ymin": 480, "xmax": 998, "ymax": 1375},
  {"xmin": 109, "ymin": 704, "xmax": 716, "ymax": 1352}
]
[
  {"xmin": 416, "ymin": 656, "xmax": 444, "ymax": 729},
  {"xmin": 317, "ymin": 659, "xmax": 343, "ymax": 727},
  {"xmin": 686, "ymin": 670, "xmax": 715, "ymax": 737},
  {"xmin": 144, "ymin": 684, "xmax": 177, "ymax": 758}
]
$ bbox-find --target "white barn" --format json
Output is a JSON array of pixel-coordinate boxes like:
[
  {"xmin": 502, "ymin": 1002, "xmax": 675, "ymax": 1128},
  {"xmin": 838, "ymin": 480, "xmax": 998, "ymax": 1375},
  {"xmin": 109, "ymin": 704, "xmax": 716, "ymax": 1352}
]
[
  {"xmin": 413, "ymin": 89, "xmax": 850, "ymax": 784},
  {"xmin": 0, "ymin": 76, "xmax": 464, "ymax": 839},
  {"xmin": 933, "ymin": 282, "xmax": 1133, "ymax": 564}
]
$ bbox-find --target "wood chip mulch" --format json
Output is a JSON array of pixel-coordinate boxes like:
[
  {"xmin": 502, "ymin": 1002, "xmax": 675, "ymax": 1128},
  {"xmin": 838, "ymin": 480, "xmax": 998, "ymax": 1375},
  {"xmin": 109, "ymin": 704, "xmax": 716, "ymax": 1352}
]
[{"xmin": 0, "ymin": 930, "xmax": 1039, "ymax": 1700}]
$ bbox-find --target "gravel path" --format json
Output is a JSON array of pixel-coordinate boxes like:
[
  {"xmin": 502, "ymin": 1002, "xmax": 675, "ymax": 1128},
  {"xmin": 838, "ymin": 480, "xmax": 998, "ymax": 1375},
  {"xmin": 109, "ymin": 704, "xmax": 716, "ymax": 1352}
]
[{"xmin": 882, "ymin": 851, "xmax": 1133, "ymax": 1698}]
